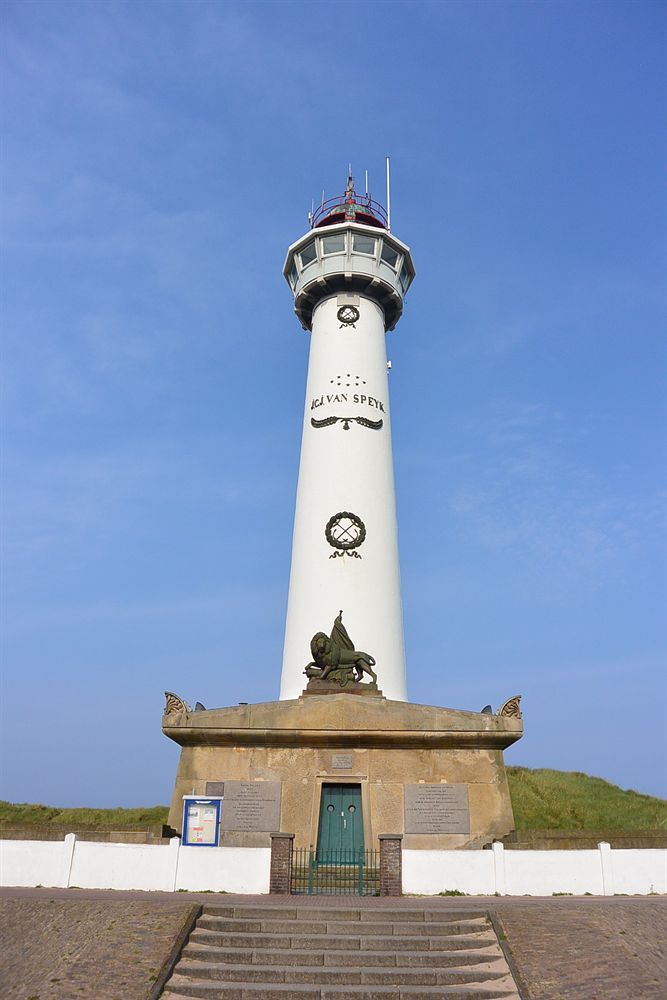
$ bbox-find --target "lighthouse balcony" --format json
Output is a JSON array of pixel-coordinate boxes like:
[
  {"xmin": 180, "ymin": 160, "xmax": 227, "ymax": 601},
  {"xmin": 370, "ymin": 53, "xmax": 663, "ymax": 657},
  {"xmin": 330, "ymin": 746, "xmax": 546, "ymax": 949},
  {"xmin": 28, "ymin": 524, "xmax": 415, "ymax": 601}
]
[{"xmin": 283, "ymin": 221, "xmax": 415, "ymax": 332}]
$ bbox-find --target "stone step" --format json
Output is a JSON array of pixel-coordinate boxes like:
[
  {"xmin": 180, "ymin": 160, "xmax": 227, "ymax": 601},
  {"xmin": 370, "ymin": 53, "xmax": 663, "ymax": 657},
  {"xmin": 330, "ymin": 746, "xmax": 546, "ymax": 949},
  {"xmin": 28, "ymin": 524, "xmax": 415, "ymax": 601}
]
[
  {"xmin": 163, "ymin": 978, "xmax": 519, "ymax": 999},
  {"xmin": 163, "ymin": 905, "xmax": 519, "ymax": 1000},
  {"xmin": 164, "ymin": 994, "xmax": 516, "ymax": 1000},
  {"xmin": 201, "ymin": 905, "xmax": 489, "ymax": 923},
  {"xmin": 185, "ymin": 941, "xmax": 498, "ymax": 966},
  {"xmin": 189, "ymin": 929, "xmax": 494, "ymax": 952},
  {"xmin": 182, "ymin": 944, "xmax": 501, "ymax": 968},
  {"xmin": 163, "ymin": 991, "xmax": 517, "ymax": 999},
  {"xmin": 175, "ymin": 958, "xmax": 510, "ymax": 984},
  {"xmin": 196, "ymin": 914, "xmax": 489, "ymax": 936}
]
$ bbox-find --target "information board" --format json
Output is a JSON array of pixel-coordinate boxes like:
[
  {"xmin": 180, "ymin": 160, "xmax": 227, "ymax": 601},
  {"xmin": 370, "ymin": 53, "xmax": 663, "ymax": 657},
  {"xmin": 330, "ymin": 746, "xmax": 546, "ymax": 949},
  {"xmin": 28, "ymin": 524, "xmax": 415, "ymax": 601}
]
[
  {"xmin": 404, "ymin": 783, "xmax": 470, "ymax": 834},
  {"xmin": 220, "ymin": 781, "xmax": 281, "ymax": 832},
  {"xmin": 183, "ymin": 798, "xmax": 221, "ymax": 845}
]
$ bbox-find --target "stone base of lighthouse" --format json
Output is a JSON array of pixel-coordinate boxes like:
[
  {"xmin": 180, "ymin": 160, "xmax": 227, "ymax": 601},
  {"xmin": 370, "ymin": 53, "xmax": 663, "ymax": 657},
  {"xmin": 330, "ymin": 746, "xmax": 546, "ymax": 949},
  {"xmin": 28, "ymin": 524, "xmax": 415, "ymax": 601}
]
[{"xmin": 163, "ymin": 696, "xmax": 522, "ymax": 850}]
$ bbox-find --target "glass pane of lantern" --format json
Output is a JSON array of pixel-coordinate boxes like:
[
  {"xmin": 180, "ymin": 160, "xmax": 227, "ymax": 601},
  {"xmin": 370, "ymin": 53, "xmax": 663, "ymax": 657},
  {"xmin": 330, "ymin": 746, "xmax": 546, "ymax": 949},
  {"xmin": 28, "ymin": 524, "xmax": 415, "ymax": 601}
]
[
  {"xmin": 321, "ymin": 233, "xmax": 346, "ymax": 255},
  {"xmin": 300, "ymin": 241, "xmax": 317, "ymax": 266},
  {"xmin": 381, "ymin": 242, "xmax": 399, "ymax": 268},
  {"xmin": 353, "ymin": 234, "xmax": 376, "ymax": 256}
]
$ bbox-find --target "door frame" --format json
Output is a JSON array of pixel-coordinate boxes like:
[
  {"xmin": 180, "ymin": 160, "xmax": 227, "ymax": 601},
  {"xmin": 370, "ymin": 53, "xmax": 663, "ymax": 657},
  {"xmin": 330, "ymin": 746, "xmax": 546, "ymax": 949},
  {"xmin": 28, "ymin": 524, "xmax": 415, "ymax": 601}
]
[
  {"xmin": 309, "ymin": 775, "xmax": 371, "ymax": 851},
  {"xmin": 316, "ymin": 782, "xmax": 364, "ymax": 856}
]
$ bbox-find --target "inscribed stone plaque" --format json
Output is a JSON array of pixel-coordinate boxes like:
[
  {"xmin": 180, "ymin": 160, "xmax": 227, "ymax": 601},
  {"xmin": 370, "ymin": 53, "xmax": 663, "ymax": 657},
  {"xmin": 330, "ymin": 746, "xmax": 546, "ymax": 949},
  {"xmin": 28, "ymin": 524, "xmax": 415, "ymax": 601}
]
[
  {"xmin": 205, "ymin": 781, "xmax": 225, "ymax": 796},
  {"xmin": 220, "ymin": 781, "xmax": 281, "ymax": 832},
  {"xmin": 331, "ymin": 754, "xmax": 353, "ymax": 769},
  {"xmin": 404, "ymin": 784, "xmax": 470, "ymax": 835}
]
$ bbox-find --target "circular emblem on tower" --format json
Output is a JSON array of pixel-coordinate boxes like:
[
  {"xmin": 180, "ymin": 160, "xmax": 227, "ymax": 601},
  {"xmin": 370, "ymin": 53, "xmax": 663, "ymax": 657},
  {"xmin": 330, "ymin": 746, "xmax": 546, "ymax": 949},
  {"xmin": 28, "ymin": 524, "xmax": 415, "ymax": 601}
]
[
  {"xmin": 337, "ymin": 305, "xmax": 359, "ymax": 328},
  {"xmin": 325, "ymin": 511, "xmax": 366, "ymax": 558}
]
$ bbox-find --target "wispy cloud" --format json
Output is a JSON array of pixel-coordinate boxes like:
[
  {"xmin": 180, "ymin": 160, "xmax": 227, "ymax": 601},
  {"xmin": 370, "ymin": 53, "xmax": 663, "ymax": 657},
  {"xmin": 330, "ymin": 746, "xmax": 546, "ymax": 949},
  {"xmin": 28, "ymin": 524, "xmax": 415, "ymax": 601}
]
[{"xmin": 447, "ymin": 398, "xmax": 664, "ymax": 575}]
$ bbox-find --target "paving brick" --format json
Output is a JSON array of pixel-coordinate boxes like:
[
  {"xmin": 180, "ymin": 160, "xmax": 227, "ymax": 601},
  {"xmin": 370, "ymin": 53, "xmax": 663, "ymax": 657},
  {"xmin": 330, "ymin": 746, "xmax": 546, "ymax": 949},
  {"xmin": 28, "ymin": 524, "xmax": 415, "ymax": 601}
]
[
  {"xmin": 493, "ymin": 898, "xmax": 667, "ymax": 999},
  {"xmin": 0, "ymin": 895, "xmax": 194, "ymax": 1000},
  {"xmin": 7, "ymin": 886, "xmax": 665, "ymax": 999}
]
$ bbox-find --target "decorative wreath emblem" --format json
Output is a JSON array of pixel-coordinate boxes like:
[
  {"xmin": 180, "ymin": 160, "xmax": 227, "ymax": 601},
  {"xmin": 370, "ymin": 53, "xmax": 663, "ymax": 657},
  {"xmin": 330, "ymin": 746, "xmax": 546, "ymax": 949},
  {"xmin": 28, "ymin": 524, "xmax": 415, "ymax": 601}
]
[
  {"xmin": 311, "ymin": 415, "xmax": 383, "ymax": 431},
  {"xmin": 337, "ymin": 305, "xmax": 359, "ymax": 328},
  {"xmin": 325, "ymin": 512, "xmax": 366, "ymax": 558}
]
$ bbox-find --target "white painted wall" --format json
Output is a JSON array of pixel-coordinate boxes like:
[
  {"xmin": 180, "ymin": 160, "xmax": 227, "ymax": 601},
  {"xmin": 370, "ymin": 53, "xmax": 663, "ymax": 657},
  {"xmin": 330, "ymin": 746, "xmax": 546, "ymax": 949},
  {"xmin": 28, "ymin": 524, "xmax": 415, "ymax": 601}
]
[
  {"xmin": 504, "ymin": 849, "xmax": 604, "ymax": 896},
  {"xmin": 69, "ymin": 839, "xmax": 179, "ymax": 892},
  {"xmin": 402, "ymin": 848, "xmax": 496, "ymax": 896},
  {"xmin": 0, "ymin": 837, "xmax": 271, "ymax": 894},
  {"xmin": 2, "ymin": 838, "xmax": 665, "ymax": 896},
  {"xmin": 281, "ymin": 294, "xmax": 407, "ymax": 701},
  {"xmin": 611, "ymin": 849, "xmax": 667, "ymax": 896},
  {"xmin": 402, "ymin": 843, "xmax": 667, "ymax": 896},
  {"xmin": 0, "ymin": 839, "xmax": 65, "ymax": 888},
  {"xmin": 175, "ymin": 846, "xmax": 270, "ymax": 894}
]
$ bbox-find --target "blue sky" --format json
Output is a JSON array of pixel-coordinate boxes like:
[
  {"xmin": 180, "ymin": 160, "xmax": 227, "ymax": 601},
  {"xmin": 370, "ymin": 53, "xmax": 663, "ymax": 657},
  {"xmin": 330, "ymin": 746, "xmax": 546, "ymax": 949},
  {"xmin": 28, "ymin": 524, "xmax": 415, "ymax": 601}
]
[{"xmin": 2, "ymin": 0, "xmax": 665, "ymax": 806}]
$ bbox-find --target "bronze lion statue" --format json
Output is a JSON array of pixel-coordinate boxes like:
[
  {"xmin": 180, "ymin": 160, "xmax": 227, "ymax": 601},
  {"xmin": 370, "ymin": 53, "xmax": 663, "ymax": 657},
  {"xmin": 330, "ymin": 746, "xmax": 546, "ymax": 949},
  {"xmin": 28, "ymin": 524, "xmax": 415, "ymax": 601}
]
[{"xmin": 305, "ymin": 611, "xmax": 377, "ymax": 685}]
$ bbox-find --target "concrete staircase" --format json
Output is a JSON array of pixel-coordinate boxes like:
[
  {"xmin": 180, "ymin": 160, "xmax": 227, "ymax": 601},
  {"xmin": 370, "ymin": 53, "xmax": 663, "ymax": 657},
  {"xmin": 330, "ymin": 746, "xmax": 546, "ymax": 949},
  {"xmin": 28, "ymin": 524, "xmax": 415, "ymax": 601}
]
[{"xmin": 161, "ymin": 902, "xmax": 520, "ymax": 999}]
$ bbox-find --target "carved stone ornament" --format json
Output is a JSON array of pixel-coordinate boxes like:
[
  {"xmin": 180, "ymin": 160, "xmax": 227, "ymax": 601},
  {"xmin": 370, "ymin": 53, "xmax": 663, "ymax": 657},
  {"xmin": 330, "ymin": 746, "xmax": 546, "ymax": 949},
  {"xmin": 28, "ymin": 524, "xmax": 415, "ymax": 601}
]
[
  {"xmin": 304, "ymin": 611, "xmax": 377, "ymax": 689},
  {"xmin": 164, "ymin": 691, "xmax": 191, "ymax": 716},
  {"xmin": 311, "ymin": 415, "xmax": 383, "ymax": 432},
  {"xmin": 498, "ymin": 695, "xmax": 522, "ymax": 719},
  {"xmin": 325, "ymin": 511, "xmax": 366, "ymax": 559},
  {"xmin": 337, "ymin": 305, "xmax": 359, "ymax": 327}
]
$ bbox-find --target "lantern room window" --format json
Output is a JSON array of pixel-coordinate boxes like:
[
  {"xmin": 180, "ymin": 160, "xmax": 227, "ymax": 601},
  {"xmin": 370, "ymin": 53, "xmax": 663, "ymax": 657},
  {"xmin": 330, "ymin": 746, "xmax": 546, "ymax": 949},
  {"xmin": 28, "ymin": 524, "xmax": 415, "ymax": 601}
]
[
  {"xmin": 320, "ymin": 233, "xmax": 346, "ymax": 256},
  {"xmin": 300, "ymin": 241, "xmax": 317, "ymax": 267},
  {"xmin": 380, "ymin": 242, "xmax": 399, "ymax": 269},
  {"xmin": 353, "ymin": 234, "xmax": 376, "ymax": 256}
]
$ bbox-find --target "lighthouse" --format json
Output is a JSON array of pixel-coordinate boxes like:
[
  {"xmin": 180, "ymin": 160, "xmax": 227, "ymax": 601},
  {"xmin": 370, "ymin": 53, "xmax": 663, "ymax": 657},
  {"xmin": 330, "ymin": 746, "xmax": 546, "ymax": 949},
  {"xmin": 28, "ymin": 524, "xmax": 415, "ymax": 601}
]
[
  {"xmin": 280, "ymin": 172, "xmax": 415, "ymax": 702},
  {"xmin": 163, "ymin": 170, "xmax": 522, "ymax": 858}
]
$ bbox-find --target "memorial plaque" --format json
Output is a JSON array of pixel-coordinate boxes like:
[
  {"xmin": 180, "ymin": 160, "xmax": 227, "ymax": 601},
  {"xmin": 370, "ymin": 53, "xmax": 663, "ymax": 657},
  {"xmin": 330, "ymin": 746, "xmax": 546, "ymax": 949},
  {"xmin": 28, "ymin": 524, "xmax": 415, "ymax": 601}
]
[
  {"xmin": 331, "ymin": 754, "xmax": 353, "ymax": 769},
  {"xmin": 404, "ymin": 784, "xmax": 470, "ymax": 834},
  {"xmin": 205, "ymin": 781, "xmax": 225, "ymax": 796},
  {"xmin": 220, "ymin": 781, "xmax": 281, "ymax": 832}
]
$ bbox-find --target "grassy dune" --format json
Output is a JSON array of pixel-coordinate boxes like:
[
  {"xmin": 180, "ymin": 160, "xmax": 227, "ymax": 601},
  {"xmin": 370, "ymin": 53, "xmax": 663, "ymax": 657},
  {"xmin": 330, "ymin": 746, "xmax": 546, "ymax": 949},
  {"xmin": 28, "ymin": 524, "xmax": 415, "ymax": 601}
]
[
  {"xmin": 507, "ymin": 767, "xmax": 667, "ymax": 830},
  {"xmin": 0, "ymin": 801, "xmax": 169, "ymax": 827},
  {"xmin": 2, "ymin": 768, "xmax": 666, "ymax": 831}
]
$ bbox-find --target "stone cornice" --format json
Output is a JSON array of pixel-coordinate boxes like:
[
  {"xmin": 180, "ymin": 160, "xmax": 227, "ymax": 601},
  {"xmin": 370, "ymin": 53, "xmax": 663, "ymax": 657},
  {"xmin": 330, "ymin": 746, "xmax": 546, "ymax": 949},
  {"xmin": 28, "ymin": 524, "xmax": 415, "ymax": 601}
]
[{"xmin": 162, "ymin": 695, "xmax": 523, "ymax": 751}]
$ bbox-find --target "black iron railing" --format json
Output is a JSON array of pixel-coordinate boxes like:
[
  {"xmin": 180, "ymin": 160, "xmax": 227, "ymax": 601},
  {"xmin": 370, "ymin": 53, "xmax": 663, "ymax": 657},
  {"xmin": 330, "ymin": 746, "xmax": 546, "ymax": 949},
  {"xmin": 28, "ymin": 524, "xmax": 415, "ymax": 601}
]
[{"xmin": 291, "ymin": 846, "xmax": 380, "ymax": 896}]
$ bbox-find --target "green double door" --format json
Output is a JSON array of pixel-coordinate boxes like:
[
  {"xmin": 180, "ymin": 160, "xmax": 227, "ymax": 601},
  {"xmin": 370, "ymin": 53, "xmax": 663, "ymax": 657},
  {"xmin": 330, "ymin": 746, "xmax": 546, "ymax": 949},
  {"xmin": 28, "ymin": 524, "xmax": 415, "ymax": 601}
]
[{"xmin": 316, "ymin": 784, "xmax": 364, "ymax": 859}]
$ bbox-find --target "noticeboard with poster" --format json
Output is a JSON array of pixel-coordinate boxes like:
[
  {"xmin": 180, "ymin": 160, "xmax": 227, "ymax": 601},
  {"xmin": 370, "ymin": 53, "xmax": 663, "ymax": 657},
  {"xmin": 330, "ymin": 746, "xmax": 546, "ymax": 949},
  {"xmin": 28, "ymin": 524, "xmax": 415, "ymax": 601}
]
[{"xmin": 181, "ymin": 796, "xmax": 222, "ymax": 846}]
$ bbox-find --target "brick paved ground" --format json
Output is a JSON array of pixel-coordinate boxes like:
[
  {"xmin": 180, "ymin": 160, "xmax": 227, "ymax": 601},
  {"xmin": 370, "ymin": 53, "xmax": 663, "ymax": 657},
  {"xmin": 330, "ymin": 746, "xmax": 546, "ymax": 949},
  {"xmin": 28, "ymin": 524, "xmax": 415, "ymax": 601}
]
[
  {"xmin": 0, "ymin": 895, "xmax": 194, "ymax": 1000},
  {"xmin": 1, "ymin": 888, "xmax": 665, "ymax": 1000},
  {"xmin": 494, "ymin": 898, "xmax": 667, "ymax": 1000}
]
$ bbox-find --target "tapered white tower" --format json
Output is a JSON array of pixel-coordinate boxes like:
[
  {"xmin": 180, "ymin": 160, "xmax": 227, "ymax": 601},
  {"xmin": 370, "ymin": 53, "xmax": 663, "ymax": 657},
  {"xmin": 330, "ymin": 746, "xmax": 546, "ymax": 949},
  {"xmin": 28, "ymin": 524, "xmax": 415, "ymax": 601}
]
[{"xmin": 280, "ymin": 176, "xmax": 415, "ymax": 702}]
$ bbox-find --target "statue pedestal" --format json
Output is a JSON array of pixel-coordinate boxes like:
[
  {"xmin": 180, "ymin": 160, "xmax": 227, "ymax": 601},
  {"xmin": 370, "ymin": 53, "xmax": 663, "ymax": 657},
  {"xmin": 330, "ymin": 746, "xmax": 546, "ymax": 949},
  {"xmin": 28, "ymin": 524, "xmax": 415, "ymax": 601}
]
[
  {"xmin": 163, "ymin": 694, "xmax": 522, "ymax": 850},
  {"xmin": 302, "ymin": 679, "xmax": 383, "ymax": 697}
]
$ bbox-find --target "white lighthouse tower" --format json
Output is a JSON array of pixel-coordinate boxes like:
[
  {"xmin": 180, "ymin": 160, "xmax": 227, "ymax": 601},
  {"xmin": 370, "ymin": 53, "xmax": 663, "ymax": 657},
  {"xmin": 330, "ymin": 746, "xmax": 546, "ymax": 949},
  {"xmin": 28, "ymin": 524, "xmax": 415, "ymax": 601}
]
[
  {"xmin": 164, "ymin": 175, "xmax": 521, "ymax": 854},
  {"xmin": 280, "ymin": 173, "xmax": 415, "ymax": 702}
]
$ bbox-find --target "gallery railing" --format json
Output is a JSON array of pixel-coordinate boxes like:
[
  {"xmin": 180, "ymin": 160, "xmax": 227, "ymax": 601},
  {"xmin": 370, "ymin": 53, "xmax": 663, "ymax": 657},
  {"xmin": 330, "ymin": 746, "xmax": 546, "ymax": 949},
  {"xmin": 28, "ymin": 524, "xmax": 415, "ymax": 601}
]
[{"xmin": 290, "ymin": 846, "xmax": 380, "ymax": 896}]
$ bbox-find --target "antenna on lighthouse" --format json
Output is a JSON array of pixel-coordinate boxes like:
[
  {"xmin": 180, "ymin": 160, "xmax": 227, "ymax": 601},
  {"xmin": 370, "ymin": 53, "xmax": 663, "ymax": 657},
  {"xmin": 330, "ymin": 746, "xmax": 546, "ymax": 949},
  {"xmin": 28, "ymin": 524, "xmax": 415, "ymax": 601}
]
[
  {"xmin": 386, "ymin": 155, "xmax": 391, "ymax": 231},
  {"xmin": 365, "ymin": 170, "xmax": 368, "ymax": 196}
]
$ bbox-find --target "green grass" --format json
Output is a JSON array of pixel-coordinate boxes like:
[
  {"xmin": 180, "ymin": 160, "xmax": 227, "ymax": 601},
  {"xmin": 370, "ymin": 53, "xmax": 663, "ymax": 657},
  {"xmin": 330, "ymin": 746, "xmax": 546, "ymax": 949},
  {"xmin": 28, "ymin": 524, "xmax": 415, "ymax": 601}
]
[
  {"xmin": 1, "ymin": 768, "xmax": 666, "ymax": 832},
  {"xmin": 507, "ymin": 767, "xmax": 667, "ymax": 830},
  {"xmin": 0, "ymin": 801, "xmax": 169, "ymax": 828}
]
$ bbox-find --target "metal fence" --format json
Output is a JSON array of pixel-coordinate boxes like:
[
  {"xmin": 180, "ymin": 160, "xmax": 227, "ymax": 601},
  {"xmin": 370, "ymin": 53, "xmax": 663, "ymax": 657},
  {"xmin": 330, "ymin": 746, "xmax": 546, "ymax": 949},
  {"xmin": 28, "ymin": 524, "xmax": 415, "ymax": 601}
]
[{"xmin": 291, "ymin": 847, "xmax": 380, "ymax": 896}]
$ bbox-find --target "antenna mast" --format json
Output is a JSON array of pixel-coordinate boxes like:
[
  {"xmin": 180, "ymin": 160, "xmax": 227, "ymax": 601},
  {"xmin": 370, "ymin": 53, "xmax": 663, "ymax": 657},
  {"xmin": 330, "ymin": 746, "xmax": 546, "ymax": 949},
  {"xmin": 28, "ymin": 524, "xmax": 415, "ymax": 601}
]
[{"xmin": 386, "ymin": 156, "xmax": 391, "ymax": 231}]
